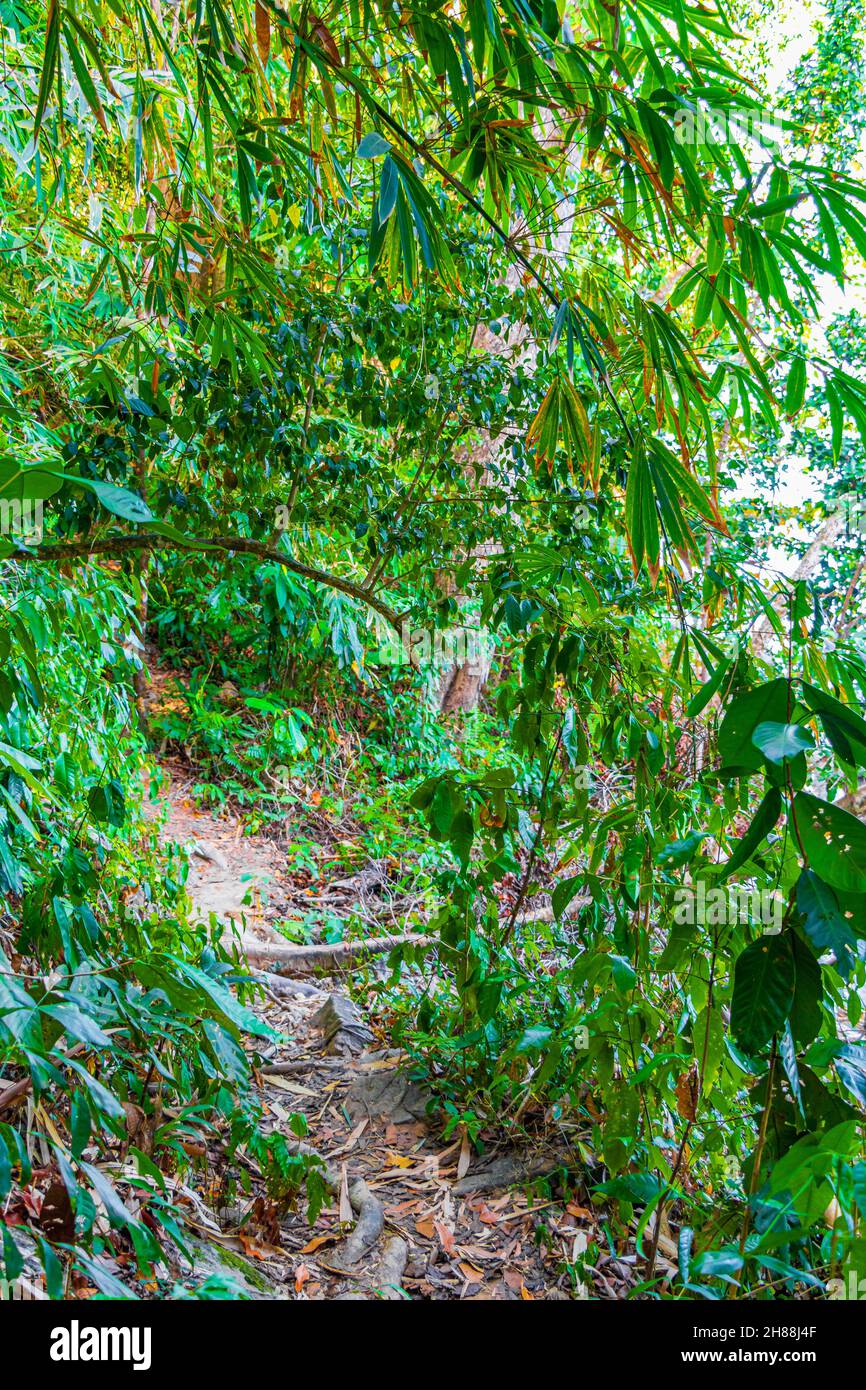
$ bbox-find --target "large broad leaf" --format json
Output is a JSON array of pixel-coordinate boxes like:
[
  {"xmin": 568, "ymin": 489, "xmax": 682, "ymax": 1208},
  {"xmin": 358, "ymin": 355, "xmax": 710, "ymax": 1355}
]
[
  {"xmin": 834, "ymin": 1045, "xmax": 866, "ymax": 1108},
  {"xmin": 0, "ymin": 949, "xmax": 42, "ymax": 1046},
  {"xmin": 800, "ymin": 681, "xmax": 866, "ymax": 768},
  {"xmin": 718, "ymin": 679, "xmax": 790, "ymax": 771},
  {"xmin": 719, "ymin": 786, "xmax": 782, "ymax": 880},
  {"xmin": 88, "ymin": 780, "xmax": 126, "ymax": 828},
  {"xmin": 835, "ymin": 884, "xmax": 866, "ymax": 939},
  {"xmin": 730, "ymin": 932, "xmax": 795, "ymax": 1054},
  {"xmin": 751, "ymin": 721, "xmax": 814, "ymax": 764},
  {"xmin": 0, "ymin": 458, "xmax": 65, "ymax": 505},
  {"xmin": 818, "ymin": 711, "xmax": 866, "ymax": 769},
  {"xmin": 796, "ymin": 869, "xmax": 859, "ymax": 979},
  {"xmin": 788, "ymin": 931, "xmax": 823, "ymax": 1045},
  {"xmin": 793, "ymin": 794, "xmax": 866, "ymax": 894},
  {"xmin": 77, "ymin": 478, "xmax": 153, "ymax": 523}
]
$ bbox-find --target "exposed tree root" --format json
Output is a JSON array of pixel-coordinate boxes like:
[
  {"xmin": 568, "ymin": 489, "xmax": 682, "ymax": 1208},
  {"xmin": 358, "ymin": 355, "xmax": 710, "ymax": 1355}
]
[{"xmin": 242, "ymin": 933, "xmax": 434, "ymax": 971}]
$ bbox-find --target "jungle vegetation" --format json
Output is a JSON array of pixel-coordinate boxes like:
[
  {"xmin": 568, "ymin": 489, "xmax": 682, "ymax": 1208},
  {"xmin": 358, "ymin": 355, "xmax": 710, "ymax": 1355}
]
[{"xmin": 1, "ymin": 0, "xmax": 866, "ymax": 1300}]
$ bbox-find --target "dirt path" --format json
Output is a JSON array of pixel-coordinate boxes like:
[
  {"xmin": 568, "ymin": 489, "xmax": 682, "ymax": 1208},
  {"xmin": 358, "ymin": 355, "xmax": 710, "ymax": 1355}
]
[{"xmin": 148, "ymin": 768, "xmax": 607, "ymax": 1301}]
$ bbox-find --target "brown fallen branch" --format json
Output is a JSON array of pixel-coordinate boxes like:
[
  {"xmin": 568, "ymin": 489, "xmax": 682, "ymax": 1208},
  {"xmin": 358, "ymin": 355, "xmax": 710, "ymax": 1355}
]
[
  {"xmin": 11, "ymin": 533, "xmax": 405, "ymax": 627},
  {"xmin": 258, "ymin": 1058, "xmax": 344, "ymax": 1076},
  {"xmin": 242, "ymin": 932, "xmax": 434, "ymax": 971}
]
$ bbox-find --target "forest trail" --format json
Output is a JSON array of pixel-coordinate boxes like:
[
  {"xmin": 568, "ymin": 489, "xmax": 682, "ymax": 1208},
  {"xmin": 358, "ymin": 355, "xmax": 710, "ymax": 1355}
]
[{"xmin": 145, "ymin": 767, "xmax": 615, "ymax": 1301}]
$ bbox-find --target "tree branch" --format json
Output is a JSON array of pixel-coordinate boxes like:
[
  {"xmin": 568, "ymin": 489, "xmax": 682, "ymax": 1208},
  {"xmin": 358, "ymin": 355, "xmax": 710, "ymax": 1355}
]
[{"xmin": 8, "ymin": 533, "xmax": 405, "ymax": 627}]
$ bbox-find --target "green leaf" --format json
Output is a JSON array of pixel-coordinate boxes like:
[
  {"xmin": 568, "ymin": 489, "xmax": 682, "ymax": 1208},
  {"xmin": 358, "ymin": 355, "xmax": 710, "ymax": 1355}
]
[
  {"xmin": 689, "ymin": 1245, "xmax": 743, "ymax": 1284},
  {"xmin": 79, "ymin": 479, "xmax": 154, "ymax": 523},
  {"xmin": 70, "ymin": 1091, "xmax": 91, "ymax": 1161},
  {"xmin": 172, "ymin": 959, "xmax": 277, "ymax": 1040},
  {"xmin": 800, "ymin": 681, "xmax": 866, "ymax": 743},
  {"xmin": 65, "ymin": 1059, "xmax": 126, "ymax": 1120},
  {"xmin": 678, "ymin": 1226, "xmax": 693, "ymax": 1285},
  {"xmin": 74, "ymin": 1251, "xmax": 139, "ymax": 1299},
  {"xmin": 202, "ymin": 1018, "xmax": 249, "ymax": 1084},
  {"xmin": 515, "ymin": 1025, "xmax": 553, "ymax": 1053},
  {"xmin": 685, "ymin": 657, "xmax": 731, "ymax": 717},
  {"xmin": 789, "ymin": 930, "xmax": 823, "ymax": 1045},
  {"xmin": 655, "ymin": 831, "xmax": 708, "ymax": 868},
  {"xmin": 751, "ymin": 722, "xmax": 814, "ymax": 764},
  {"xmin": 0, "ymin": 458, "xmax": 65, "ymax": 505},
  {"xmin": 476, "ymin": 976, "xmax": 503, "ymax": 1025},
  {"xmin": 42, "ymin": 1004, "xmax": 112, "ymax": 1049},
  {"xmin": 793, "ymin": 794, "xmax": 866, "ymax": 894},
  {"xmin": 357, "ymin": 131, "xmax": 391, "ymax": 158},
  {"xmin": 800, "ymin": 681, "xmax": 866, "ymax": 768},
  {"xmin": 719, "ymin": 786, "xmax": 782, "ymax": 880},
  {"xmin": 552, "ymin": 874, "xmax": 586, "ymax": 918},
  {"xmin": 718, "ymin": 679, "xmax": 790, "ymax": 771},
  {"xmin": 625, "ymin": 447, "xmax": 659, "ymax": 573},
  {"xmin": 79, "ymin": 1161, "xmax": 133, "ymax": 1227},
  {"xmin": 34, "ymin": 0, "xmax": 61, "ymax": 134},
  {"xmin": 64, "ymin": 21, "xmax": 107, "ymax": 132},
  {"xmin": 610, "ymin": 954, "xmax": 637, "ymax": 992},
  {"xmin": 784, "ymin": 357, "xmax": 807, "ymax": 416},
  {"xmin": 694, "ymin": 1004, "xmax": 725, "ymax": 1093},
  {"xmin": 376, "ymin": 155, "xmax": 399, "ymax": 225},
  {"xmin": 797, "ymin": 869, "xmax": 859, "ymax": 979},
  {"xmin": 37, "ymin": 1235, "xmax": 64, "ymax": 1298},
  {"xmin": 779, "ymin": 1021, "xmax": 805, "ymax": 1119},
  {"xmin": 88, "ymin": 779, "xmax": 126, "ymax": 828},
  {"xmin": 730, "ymin": 933, "xmax": 795, "ymax": 1054},
  {"xmin": 2, "ymin": 1225, "xmax": 23, "ymax": 1284},
  {"xmin": 834, "ymin": 1046, "xmax": 866, "ymax": 1108},
  {"xmin": 449, "ymin": 809, "xmax": 475, "ymax": 870}
]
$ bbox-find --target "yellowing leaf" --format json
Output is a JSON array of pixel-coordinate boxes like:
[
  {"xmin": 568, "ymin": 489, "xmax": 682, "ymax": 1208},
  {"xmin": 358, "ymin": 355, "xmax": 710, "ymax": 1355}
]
[{"xmin": 385, "ymin": 1150, "xmax": 414, "ymax": 1168}]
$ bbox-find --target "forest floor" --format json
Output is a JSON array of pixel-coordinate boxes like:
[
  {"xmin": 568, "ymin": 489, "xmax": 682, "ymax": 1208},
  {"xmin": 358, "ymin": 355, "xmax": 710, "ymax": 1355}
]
[{"xmin": 145, "ymin": 766, "xmax": 646, "ymax": 1300}]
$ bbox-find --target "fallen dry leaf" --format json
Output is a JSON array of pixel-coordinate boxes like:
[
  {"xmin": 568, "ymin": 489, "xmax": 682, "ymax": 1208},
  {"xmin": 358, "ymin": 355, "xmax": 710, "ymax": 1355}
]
[
  {"xmin": 265, "ymin": 1075, "xmax": 317, "ymax": 1097},
  {"xmin": 385, "ymin": 1150, "xmax": 415, "ymax": 1169},
  {"xmin": 237, "ymin": 1234, "xmax": 281, "ymax": 1260},
  {"xmin": 300, "ymin": 1233, "xmax": 339, "ymax": 1255},
  {"xmin": 457, "ymin": 1129, "xmax": 472, "ymax": 1181},
  {"xmin": 434, "ymin": 1220, "xmax": 457, "ymax": 1255}
]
